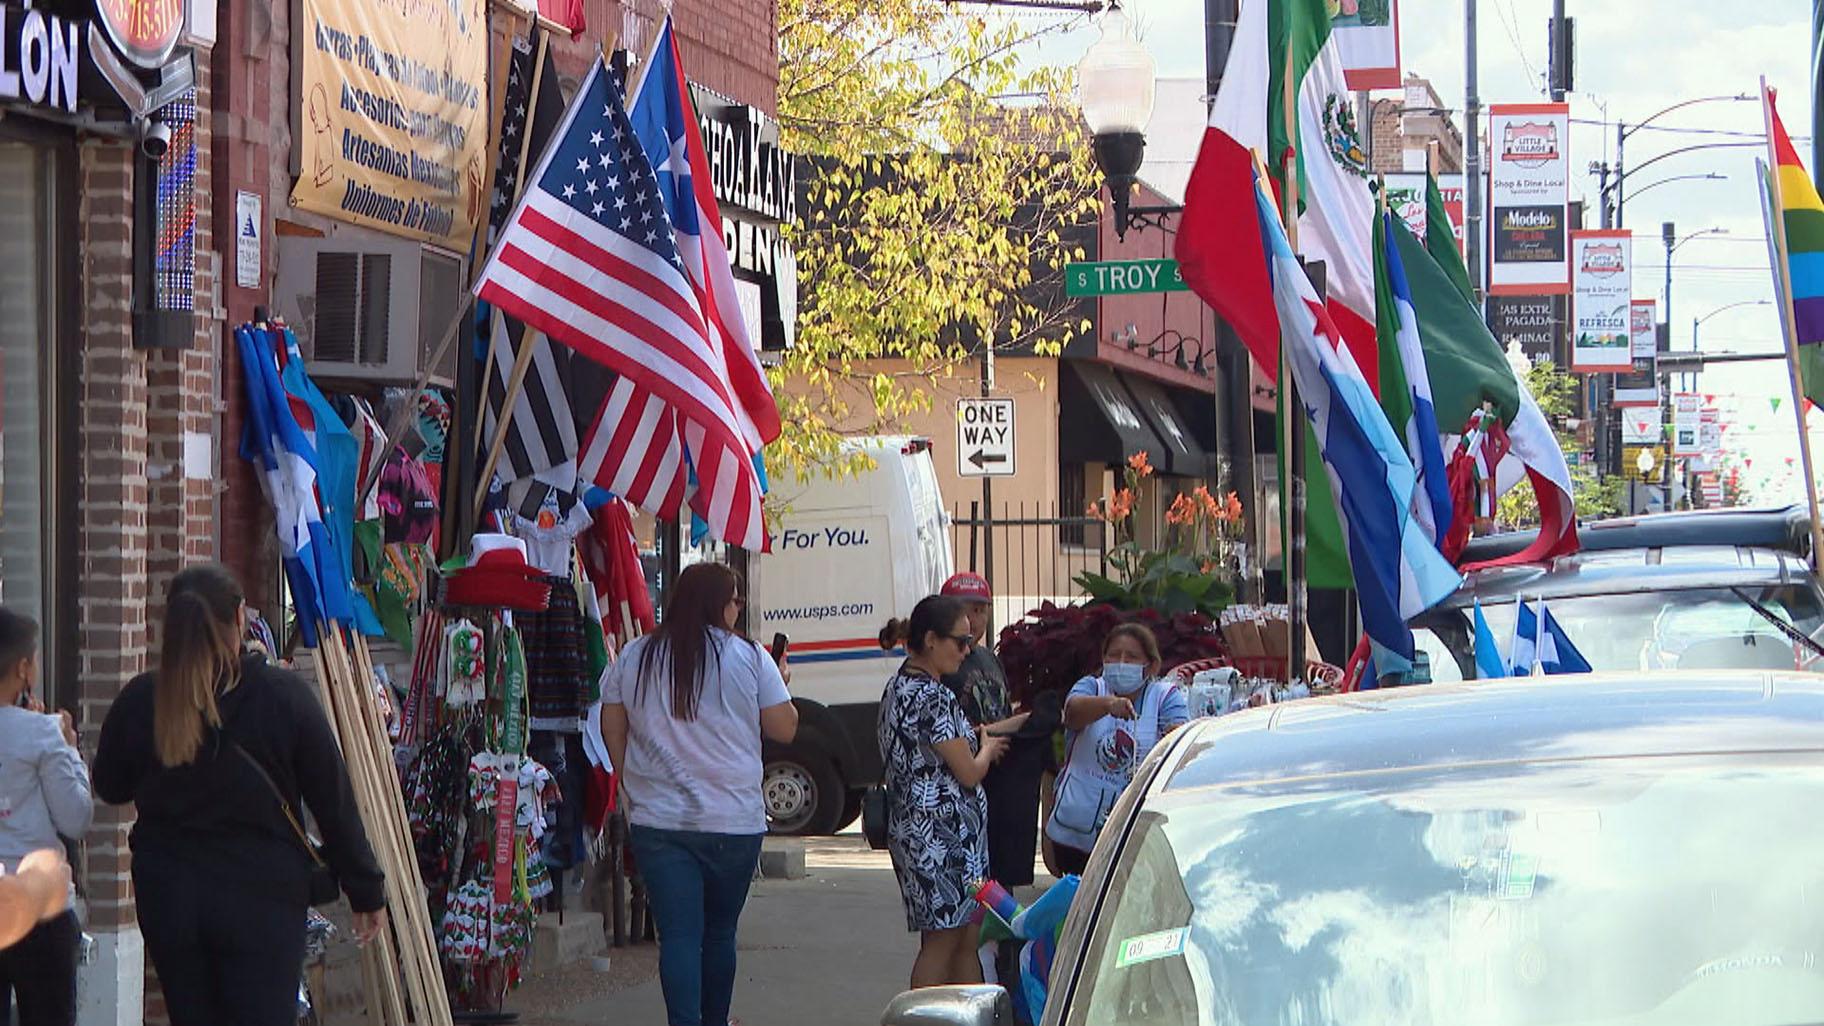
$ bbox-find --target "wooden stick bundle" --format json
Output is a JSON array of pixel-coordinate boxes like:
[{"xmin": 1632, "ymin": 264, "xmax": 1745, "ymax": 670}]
[{"xmin": 307, "ymin": 629, "xmax": 455, "ymax": 1026}]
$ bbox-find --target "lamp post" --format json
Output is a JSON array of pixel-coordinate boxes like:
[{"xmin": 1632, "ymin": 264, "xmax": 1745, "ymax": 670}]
[
  {"xmin": 1621, "ymin": 172, "xmax": 1726, "ymax": 206},
  {"xmin": 1592, "ymin": 94, "xmax": 1756, "ymax": 228},
  {"xmin": 1079, "ymin": 3, "xmax": 1181, "ymax": 238},
  {"xmin": 1691, "ymin": 299, "xmax": 1774, "ymax": 391}
]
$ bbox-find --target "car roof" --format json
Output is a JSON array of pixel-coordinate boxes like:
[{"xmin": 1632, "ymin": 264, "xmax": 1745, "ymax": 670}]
[
  {"xmin": 1459, "ymin": 504, "xmax": 1813, "ymax": 563},
  {"xmin": 1157, "ymin": 672, "xmax": 1824, "ymax": 794},
  {"xmin": 1435, "ymin": 543, "xmax": 1811, "ymax": 607}
]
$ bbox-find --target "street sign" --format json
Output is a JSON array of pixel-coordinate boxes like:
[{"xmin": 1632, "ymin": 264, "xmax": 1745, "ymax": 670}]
[
  {"xmin": 1064, "ymin": 259, "xmax": 1187, "ymax": 297},
  {"xmin": 957, "ymin": 397, "xmax": 1016, "ymax": 478}
]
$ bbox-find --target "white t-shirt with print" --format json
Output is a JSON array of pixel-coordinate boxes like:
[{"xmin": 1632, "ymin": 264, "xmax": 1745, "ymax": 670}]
[{"xmin": 601, "ymin": 630, "xmax": 790, "ymax": 835}]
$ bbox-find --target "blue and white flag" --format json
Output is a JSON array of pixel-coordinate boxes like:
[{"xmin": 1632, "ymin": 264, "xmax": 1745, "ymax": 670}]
[
  {"xmin": 1511, "ymin": 598, "xmax": 1592, "ymax": 676},
  {"xmin": 1473, "ymin": 600, "xmax": 1507, "ymax": 679},
  {"xmin": 1378, "ymin": 209, "xmax": 1454, "ymax": 544},
  {"xmin": 236, "ymin": 326, "xmax": 346, "ymax": 648},
  {"xmin": 1257, "ymin": 181, "xmax": 1461, "ymax": 672}
]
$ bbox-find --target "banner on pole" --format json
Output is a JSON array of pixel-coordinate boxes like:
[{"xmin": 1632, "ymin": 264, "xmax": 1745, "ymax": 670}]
[
  {"xmin": 1570, "ymin": 229, "xmax": 1633, "ymax": 372},
  {"xmin": 1621, "ymin": 408, "xmax": 1661, "ymax": 445},
  {"xmin": 289, "ymin": 0, "xmax": 490, "ymax": 248},
  {"xmin": 1333, "ymin": 0, "xmax": 1402, "ymax": 91},
  {"xmin": 1672, "ymin": 392, "xmax": 1703, "ymax": 457},
  {"xmin": 1439, "ymin": 172, "xmax": 1467, "ymax": 247},
  {"xmin": 1487, "ymin": 103, "xmax": 1572, "ymax": 296},
  {"xmin": 1615, "ymin": 299, "xmax": 1659, "ymax": 405},
  {"xmin": 1384, "ymin": 172, "xmax": 1428, "ymax": 240}
]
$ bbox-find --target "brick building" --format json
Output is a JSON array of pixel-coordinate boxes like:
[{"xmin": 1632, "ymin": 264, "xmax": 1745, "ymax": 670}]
[
  {"xmin": 0, "ymin": 0, "xmax": 782, "ymax": 1025},
  {"xmin": 1367, "ymin": 73, "xmax": 1464, "ymax": 174}
]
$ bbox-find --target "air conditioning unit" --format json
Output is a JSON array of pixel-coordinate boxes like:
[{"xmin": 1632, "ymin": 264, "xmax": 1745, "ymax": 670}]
[{"xmin": 274, "ymin": 232, "xmax": 462, "ymax": 387}]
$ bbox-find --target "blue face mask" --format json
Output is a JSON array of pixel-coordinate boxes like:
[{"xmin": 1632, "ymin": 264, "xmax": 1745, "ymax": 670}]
[{"xmin": 1103, "ymin": 662, "xmax": 1146, "ymax": 695}]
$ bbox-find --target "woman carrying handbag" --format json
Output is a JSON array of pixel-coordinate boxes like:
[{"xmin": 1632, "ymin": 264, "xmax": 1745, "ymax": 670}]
[{"xmin": 94, "ymin": 564, "xmax": 387, "ymax": 1026}]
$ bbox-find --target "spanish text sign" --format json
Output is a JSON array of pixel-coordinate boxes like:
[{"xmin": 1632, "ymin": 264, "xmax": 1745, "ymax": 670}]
[
  {"xmin": 1488, "ymin": 102, "xmax": 1571, "ymax": 296},
  {"xmin": 291, "ymin": 0, "xmax": 490, "ymax": 248}
]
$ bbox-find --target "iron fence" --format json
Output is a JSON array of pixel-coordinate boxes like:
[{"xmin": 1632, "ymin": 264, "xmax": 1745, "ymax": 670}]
[{"xmin": 950, "ymin": 501, "xmax": 1108, "ymax": 625}]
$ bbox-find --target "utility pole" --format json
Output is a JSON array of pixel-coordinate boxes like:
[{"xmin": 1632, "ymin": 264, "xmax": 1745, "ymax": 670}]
[
  {"xmin": 1549, "ymin": 0, "xmax": 1569, "ymax": 102},
  {"xmin": 980, "ymin": 340, "xmax": 995, "ymax": 602},
  {"xmin": 1465, "ymin": 0, "xmax": 1484, "ymax": 300}
]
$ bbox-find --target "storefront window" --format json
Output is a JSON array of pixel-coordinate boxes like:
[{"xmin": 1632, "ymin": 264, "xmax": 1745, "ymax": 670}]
[{"xmin": 0, "ymin": 136, "xmax": 69, "ymax": 705}]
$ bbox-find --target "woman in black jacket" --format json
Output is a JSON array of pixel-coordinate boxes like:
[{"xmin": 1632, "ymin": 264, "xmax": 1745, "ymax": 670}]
[{"xmin": 93, "ymin": 564, "xmax": 386, "ymax": 1026}]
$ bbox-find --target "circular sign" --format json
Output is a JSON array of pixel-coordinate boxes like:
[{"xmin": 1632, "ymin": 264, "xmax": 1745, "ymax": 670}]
[{"xmin": 94, "ymin": 0, "xmax": 185, "ymax": 70}]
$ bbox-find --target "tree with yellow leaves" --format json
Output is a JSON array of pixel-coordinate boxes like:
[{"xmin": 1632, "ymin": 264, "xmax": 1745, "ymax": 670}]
[{"xmin": 772, "ymin": 0, "xmax": 1103, "ymax": 478}]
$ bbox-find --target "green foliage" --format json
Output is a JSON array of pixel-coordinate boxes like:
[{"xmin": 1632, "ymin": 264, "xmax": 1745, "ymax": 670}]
[
  {"xmin": 1077, "ymin": 552, "xmax": 1236, "ymax": 618},
  {"xmin": 1496, "ymin": 362, "xmax": 1625, "ymax": 527},
  {"xmin": 771, "ymin": 0, "xmax": 1101, "ymax": 480}
]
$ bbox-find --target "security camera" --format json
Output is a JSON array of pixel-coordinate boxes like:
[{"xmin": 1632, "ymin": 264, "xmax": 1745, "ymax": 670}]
[{"xmin": 140, "ymin": 119, "xmax": 171, "ymax": 160}]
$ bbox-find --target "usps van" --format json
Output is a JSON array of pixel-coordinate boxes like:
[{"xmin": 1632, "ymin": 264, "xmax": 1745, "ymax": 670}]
[{"xmin": 753, "ymin": 436, "xmax": 952, "ymax": 834}]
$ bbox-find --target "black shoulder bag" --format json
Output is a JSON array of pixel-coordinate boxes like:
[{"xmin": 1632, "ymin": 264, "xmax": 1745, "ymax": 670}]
[{"xmin": 230, "ymin": 741, "xmax": 341, "ymax": 907}]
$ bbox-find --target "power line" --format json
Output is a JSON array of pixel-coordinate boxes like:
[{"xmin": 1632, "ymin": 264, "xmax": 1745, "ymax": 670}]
[{"xmin": 1570, "ymin": 117, "xmax": 1809, "ymax": 142}]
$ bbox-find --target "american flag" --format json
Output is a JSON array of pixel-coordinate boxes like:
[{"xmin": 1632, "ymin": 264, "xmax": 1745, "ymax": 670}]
[
  {"xmin": 478, "ymin": 30, "xmax": 582, "ymax": 502},
  {"xmin": 474, "ymin": 59, "xmax": 765, "ymax": 549},
  {"xmin": 578, "ymin": 18, "xmax": 780, "ymax": 529}
]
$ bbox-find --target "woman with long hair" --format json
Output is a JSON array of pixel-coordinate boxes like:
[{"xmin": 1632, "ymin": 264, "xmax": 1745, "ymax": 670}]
[
  {"xmin": 878, "ymin": 595, "xmax": 1009, "ymax": 990},
  {"xmin": 93, "ymin": 564, "xmax": 386, "ymax": 1026},
  {"xmin": 599, "ymin": 562, "xmax": 797, "ymax": 1026}
]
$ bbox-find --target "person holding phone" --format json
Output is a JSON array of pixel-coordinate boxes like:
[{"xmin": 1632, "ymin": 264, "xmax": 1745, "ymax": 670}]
[
  {"xmin": 0, "ymin": 608, "xmax": 90, "ymax": 1026},
  {"xmin": 1044, "ymin": 623, "xmax": 1186, "ymax": 876},
  {"xmin": 877, "ymin": 595, "xmax": 1009, "ymax": 989}
]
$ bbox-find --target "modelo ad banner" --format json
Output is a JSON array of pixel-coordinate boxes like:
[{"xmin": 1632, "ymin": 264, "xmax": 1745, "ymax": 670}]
[
  {"xmin": 1614, "ymin": 299, "xmax": 1659, "ymax": 406},
  {"xmin": 1672, "ymin": 392, "xmax": 1703, "ymax": 457},
  {"xmin": 1488, "ymin": 102, "xmax": 1571, "ymax": 295},
  {"xmin": 1333, "ymin": 0, "xmax": 1401, "ymax": 90},
  {"xmin": 289, "ymin": 0, "xmax": 490, "ymax": 248},
  {"xmin": 1569, "ymin": 229, "xmax": 1632, "ymax": 372}
]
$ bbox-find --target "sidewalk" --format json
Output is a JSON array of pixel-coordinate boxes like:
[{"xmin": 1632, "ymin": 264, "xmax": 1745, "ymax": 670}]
[{"xmin": 512, "ymin": 833, "xmax": 918, "ymax": 1026}]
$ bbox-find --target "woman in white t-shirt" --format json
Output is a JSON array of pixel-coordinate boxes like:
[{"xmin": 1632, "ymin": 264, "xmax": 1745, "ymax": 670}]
[{"xmin": 600, "ymin": 563, "xmax": 798, "ymax": 1026}]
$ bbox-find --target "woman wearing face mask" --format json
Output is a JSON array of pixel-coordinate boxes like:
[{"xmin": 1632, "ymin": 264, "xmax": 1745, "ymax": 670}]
[{"xmin": 1044, "ymin": 623, "xmax": 1187, "ymax": 876}]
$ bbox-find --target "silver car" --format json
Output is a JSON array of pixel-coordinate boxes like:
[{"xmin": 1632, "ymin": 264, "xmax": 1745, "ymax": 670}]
[{"xmin": 883, "ymin": 672, "xmax": 1824, "ymax": 1026}]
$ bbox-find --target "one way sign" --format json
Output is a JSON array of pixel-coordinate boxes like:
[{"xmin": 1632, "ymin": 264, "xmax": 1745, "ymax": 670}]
[{"xmin": 957, "ymin": 397, "xmax": 1016, "ymax": 478}]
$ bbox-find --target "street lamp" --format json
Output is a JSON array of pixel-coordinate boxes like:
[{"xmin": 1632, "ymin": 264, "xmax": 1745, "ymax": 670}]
[
  {"xmin": 1078, "ymin": 2, "xmax": 1180, "ymax": 238},
  {"xmin": 1622, "ymin": 172, "xmax": 1726, "ymax": 206},
  {"xmin": 1593, "ymin": 93, "xmax": 1756, "ymax": 228}
]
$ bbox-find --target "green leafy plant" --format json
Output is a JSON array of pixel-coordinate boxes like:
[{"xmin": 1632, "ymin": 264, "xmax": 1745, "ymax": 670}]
[{"xmin": 1075, "ymin": 452, "xmax": 1242, "ymax": 619}]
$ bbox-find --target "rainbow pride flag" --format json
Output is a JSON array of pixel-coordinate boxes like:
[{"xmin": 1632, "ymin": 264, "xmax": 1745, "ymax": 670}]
[{"xmin": 1761, "ymin": 85, "xmax": 1824, "ymax": 408}]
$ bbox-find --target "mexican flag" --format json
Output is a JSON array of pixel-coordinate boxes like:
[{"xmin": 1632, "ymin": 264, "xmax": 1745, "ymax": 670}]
[{"xmin": 1391, "ymin": 226, "xmax": 1580, "ymax": 568}]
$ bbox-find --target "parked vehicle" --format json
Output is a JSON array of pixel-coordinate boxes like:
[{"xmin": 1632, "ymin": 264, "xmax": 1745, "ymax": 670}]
[
  {"xmin": 1412, "ymin": 505, "xmax": 1824, "ymax": 679},
  {"xmin": 750, "ymin": 436, "xmax": 952, "ymax": 834},
  {"xmin": 884, "ymin": 671, "xmax": 1824, "ymax": 1026}
]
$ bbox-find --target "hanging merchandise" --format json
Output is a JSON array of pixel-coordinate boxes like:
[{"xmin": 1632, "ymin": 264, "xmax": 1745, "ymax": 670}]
[
  {"xmin": 579, "ymin": 499, "xmax": 656, "ymax": 649},
  {"xmin": 443, "ymin": 536, "xmax": 551, "ymax": 611},
  {"xmin": 235, "ymin": 318, "xmax": 453, "ymax": 1026},
  {"xmin": 382, "ymin": 448, "xmax": 442, "ymax": 546},
  {"xmin": 444, "ymin": 620, "xmax": 487, "ymax": 707}
]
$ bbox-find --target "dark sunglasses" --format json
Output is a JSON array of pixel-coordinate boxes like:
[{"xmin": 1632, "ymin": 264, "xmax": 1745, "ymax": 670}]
[{"xmin": 944, "ymin": 632, "xmax": 974, "ymax": 649}]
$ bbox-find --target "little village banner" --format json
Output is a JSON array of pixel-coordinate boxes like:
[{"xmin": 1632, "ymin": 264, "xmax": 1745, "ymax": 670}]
[{"xmin": 291, "ymin": 0, "xmax": 489, "ymax": 248}]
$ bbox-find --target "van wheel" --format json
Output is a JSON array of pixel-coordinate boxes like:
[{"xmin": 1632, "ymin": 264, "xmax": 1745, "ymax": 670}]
[
  {"xmin": 763, "ymin": 747, "xmax": 843, "ymax": 835},
  {"xmin": 834, "ymin": 790, "xmax": 863, "ymax": 833}
]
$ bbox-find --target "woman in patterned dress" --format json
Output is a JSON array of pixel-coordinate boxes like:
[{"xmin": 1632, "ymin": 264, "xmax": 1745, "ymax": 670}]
[{"xmin": 877, "ymin": 595, "xmax": 1010, "ymax": 989}]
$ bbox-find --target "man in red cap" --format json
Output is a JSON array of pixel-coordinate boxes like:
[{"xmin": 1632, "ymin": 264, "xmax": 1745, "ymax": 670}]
[{"xmin": 939, "ymin": 572, "xmax": 1055, "ymax": 888}]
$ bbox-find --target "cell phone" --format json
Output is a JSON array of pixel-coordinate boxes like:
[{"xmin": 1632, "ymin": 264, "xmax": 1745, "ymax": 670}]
[{"xmin": 770, "ymin": 632, "xmax": 790, "ymax": 663}]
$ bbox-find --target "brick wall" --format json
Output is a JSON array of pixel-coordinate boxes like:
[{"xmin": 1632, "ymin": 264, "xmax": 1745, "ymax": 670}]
[
  {"xmin": 74, "ymin": 137, "xmax": 150, "ymax": 1026},
  {"xmin": 552, "ymin": 0, "xmax": 778, "ymax": 114}
]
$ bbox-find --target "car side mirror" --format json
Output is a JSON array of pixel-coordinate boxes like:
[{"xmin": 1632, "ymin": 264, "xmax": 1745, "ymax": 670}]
[{"xmin": 879, "ymin": 985, "xmax": 1013, "ymax": 1026}]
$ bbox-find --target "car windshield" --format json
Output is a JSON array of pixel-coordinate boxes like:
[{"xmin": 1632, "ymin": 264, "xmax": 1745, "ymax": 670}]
[
  {"xmin": 1062, "ymin": 757, "xmax": 1824, "ymax": 1026},
  {"xmin": 1409, "ymin": 585, "xmax": 1824, "ymax": 682}
]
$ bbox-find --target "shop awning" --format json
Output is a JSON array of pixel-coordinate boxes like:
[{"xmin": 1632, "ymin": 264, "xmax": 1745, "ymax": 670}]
[
  {"xmin": 1123, "ymin": 375, "xmax": 1214, "ymax": 478},
  {"xmin": 1059, "ymin": 361, "xmax": 1160, "ymax": 466}
]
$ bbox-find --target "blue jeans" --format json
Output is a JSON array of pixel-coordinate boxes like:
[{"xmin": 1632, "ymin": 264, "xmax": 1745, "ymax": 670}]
[{"xmin": 630, "ymin": 826, "xmax": 765, "ymax": 1026}]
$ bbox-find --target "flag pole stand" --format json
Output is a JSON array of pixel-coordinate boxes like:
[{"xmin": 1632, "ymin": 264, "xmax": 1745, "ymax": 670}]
[{"xmin": 1761, "ymin": 77, "xmax": 1824, "ymax": 578}]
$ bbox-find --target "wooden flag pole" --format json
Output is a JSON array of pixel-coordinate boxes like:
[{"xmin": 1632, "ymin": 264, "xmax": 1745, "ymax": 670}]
[
  {"xmin": 1280, "ymin": 46, "xmax": 1308, "ymax": 686},
  {"xmin": 1761, "ymin": 76, "xmax": 1824, "ymax": 577}
]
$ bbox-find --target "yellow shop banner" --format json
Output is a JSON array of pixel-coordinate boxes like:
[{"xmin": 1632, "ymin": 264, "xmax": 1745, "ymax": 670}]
[{"xmin": 291, "ymin": 0, "xmax": 489, "ymax": 248}]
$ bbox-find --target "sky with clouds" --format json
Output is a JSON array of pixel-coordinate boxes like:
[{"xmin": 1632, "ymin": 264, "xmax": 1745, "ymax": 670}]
[{"xmin": 1020, "ymin": 1, "xmax": 1820, "ymax": 504}]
